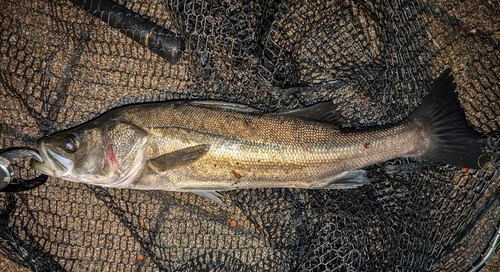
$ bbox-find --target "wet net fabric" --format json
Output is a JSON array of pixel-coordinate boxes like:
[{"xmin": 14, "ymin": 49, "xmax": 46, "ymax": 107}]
[{"xmin": 1, "ymin": 0, "xmax": 500, "ymax": 271}]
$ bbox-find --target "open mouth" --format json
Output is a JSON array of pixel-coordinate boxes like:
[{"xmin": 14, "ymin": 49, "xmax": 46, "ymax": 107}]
[{"xmin": 30, "ymin": 140, "xmax": 73, "ymax": 177}]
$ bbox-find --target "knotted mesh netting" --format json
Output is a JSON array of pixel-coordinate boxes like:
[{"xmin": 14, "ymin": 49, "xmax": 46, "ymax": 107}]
[{"xmin": 1, "ymin": 0, "xmax": 499, "ymax": 271}]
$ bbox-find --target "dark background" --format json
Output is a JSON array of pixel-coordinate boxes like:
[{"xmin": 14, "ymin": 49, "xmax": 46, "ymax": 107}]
[{"xmin": 1, "ymin": 0, "xmax": 499, "ymax": 271}]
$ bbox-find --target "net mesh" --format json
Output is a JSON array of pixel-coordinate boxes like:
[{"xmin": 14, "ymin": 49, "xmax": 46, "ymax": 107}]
[{"xmin": 1, "ymin": 0, "xmax": 499, "ymax": 271}]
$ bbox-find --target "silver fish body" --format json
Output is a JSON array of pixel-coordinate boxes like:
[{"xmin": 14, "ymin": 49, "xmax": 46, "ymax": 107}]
[
  {"xmin": 101, "ymin": 103, "xmax": 423, "ymax": 190},
  {"xmin": 31, "ymin": 70, "xmax": 487, "ymax": 202}
]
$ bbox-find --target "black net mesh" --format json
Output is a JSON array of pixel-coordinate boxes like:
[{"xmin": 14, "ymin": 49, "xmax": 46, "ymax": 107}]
[{"xmin": 1, "ymin": 0, "xmax": 500, "ymax": 271}]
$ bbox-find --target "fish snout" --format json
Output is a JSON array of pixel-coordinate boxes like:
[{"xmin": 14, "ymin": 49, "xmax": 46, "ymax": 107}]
[
  {"xmin": 30, "ymin": 140, "xmax": 55, "ymax": 176},
  {"xmin": 30, "ymin": 139, "xmax": 73, "ymax": 177}
]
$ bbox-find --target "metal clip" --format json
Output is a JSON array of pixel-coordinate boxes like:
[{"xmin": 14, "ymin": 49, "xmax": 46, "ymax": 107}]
[{"xmin": 0, "ymin": 149, "xmax": 47, "ymax": 192}]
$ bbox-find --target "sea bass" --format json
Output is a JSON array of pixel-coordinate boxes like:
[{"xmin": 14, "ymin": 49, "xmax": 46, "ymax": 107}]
[{"xmin": 31, "ymin": 70, "xmax": 488, "ymax": 204}]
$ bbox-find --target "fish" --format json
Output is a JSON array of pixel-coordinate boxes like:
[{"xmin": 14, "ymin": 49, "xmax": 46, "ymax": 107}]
[{"xmin": 30, "ymin": 69, "xmax": 489, "ymax": 205}]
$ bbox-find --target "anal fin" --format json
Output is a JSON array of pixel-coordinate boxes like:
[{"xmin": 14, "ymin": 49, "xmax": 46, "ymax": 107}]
[{"xmin": 322, "ymin": 170, "xmax": 370, "ymax": 189}]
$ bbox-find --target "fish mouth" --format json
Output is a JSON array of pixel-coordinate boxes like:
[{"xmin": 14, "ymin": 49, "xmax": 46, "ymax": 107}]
[{"xmin": 30, "ymin": 140, "xmax": 73, "ymax": 177}]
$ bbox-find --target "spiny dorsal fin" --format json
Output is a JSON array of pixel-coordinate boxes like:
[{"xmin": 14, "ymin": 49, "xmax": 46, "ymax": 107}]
[
  {"xmin": 278, "ymin": 101, "xmax": 344, "ymax": 127},
  {"xmin": 147, "ymin": 144, "xmax": 209, "ymax": 172},
  {"xmin": 182, "ymin": 100, "xmax": 263, "ymax": 114}
]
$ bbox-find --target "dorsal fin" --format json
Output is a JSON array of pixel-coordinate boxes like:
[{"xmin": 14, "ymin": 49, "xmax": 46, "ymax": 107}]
[
  {"xmin": 278, "ymin": 102, "xmax": 344, "ymax": 127},
  {"xmin": 180, "ymin": 100, "xmax": 343, "ymax": 126},
  {"xmin": 182, "ymin": 100, "xmax": 263, "ymax": 114}
]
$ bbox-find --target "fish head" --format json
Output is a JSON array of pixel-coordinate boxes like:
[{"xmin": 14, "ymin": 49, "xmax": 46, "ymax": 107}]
[
  {"xmin": 31, "ymin": 118, "xmax": 149, "ymax": 187},
  {"xmin": 31, "ymin": 124, "xmax": 111, "ymax": 183}
]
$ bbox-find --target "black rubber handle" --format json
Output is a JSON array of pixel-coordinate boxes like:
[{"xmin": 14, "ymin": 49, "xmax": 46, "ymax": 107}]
[{"xmin": 70, "ymin": 0, "xmax": 185, "ymax": 63}]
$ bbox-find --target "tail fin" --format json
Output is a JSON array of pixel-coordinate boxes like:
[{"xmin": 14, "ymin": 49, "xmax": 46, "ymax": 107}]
[{"xmin": 409, "ymin": 69, "xmax": 488, "ymax": 169}]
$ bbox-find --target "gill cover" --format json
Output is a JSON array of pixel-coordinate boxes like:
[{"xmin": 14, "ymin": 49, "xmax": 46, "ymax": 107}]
[{"xmin": 105, "ymin": 121, "xmax": 149, "ymax": 171}]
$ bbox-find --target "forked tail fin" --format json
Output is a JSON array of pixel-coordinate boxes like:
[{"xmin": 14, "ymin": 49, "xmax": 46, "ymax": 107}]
[{"xmin": 409, "ymin": 69, "xmax": 488, "ymax": 168}]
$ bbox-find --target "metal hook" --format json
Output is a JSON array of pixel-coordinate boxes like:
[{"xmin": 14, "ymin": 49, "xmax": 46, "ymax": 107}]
[{"xmin": 0, "ymin": 149, "xmax": 48, "ymax": 192}]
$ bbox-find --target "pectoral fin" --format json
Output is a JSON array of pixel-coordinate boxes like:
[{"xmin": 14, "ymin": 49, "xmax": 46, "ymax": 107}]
[{"xmin": 147, "ymin": 144, "xmax": 209, "ymax": 172}]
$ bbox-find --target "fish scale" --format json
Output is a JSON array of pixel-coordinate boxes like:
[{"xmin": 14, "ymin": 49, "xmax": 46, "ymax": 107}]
[{"xmin": 122, "ymin": 104, "xmax": 418, "ymax": 187}]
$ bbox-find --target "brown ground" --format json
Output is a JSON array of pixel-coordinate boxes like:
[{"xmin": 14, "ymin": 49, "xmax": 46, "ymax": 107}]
[{"xmin": 1, "ymin": 0, "xmax": 499, "ymax": 271}]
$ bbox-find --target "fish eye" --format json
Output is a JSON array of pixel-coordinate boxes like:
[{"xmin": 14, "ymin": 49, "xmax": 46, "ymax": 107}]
[{"xmin": 62, "ymin": 134, "xmax": 79, "ymax": 153}]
